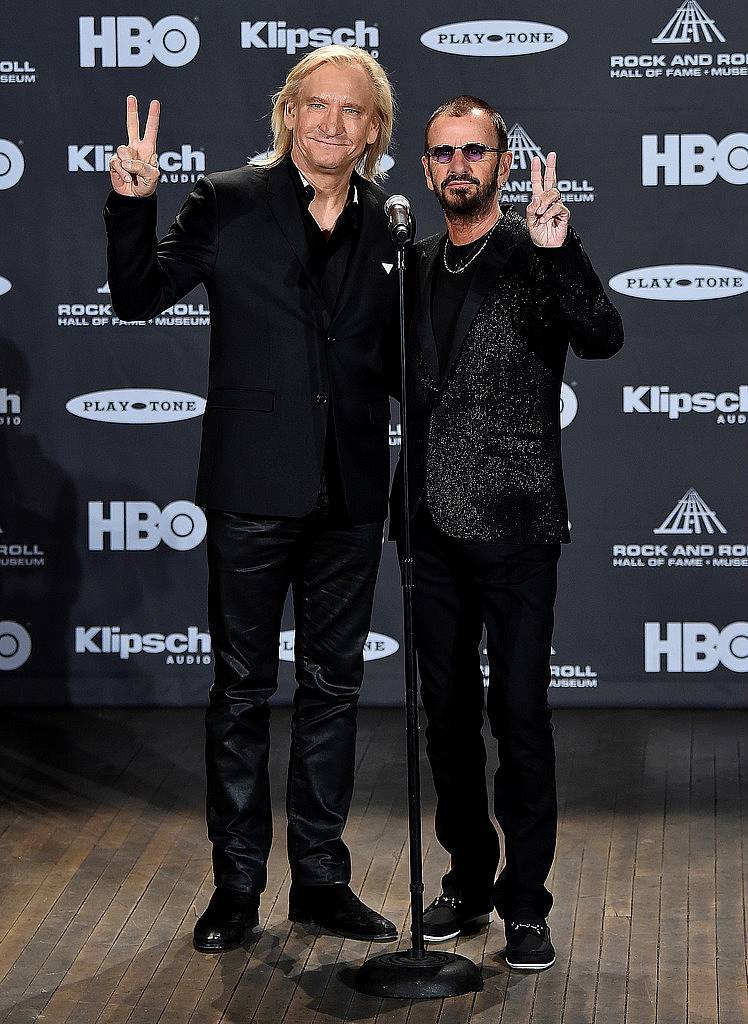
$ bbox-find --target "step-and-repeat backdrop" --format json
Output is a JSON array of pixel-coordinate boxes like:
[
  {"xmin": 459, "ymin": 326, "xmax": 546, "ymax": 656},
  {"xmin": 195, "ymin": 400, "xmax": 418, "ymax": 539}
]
[{"xmin": 2, "ymin": 2, "xmax": 747, "ymax": 706}]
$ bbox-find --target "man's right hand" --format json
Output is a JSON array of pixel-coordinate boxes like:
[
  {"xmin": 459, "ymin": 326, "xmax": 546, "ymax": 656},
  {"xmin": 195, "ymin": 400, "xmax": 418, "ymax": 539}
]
[{"xmin": 109, "ymin": 94, "xmax": 161, "ymax": 198}]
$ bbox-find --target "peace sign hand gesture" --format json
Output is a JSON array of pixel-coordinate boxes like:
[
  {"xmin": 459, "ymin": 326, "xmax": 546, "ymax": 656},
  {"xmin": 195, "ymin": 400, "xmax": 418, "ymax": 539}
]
[
  {"xmin": 108, "ymin": 95, "xmax": 161, "ymax": 198},
  {"xmin": 526, "ymin": 152, "xmax": 570, "ymax": 248}
]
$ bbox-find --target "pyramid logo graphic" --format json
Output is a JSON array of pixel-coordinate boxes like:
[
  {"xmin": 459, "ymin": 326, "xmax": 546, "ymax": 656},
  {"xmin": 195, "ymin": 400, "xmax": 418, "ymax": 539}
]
[
  {"xmin": 653, "ymin": 488, "xmax": 727, "ymax": 535},
  {"xmin": 507, "ymin": 124, "xmax": 545, "ymax": 172},
  {"xmin": 652, "ymin": 1, "xmax": 726, "ymax": 44},
  {"xmin": 97, "ymin": 280, "xmax": 110, "ymax": 294}
]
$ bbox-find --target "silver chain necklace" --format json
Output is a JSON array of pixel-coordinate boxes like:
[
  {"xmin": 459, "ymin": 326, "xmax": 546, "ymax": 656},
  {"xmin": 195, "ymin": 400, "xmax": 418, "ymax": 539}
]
[{"xmin": 443, "ymin": 217, "xmax": 500, "ymax": 275}]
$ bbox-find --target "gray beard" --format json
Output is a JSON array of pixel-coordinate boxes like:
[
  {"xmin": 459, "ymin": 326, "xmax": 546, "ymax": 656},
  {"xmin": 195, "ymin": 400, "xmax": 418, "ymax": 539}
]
[{"xmin": 437, "ymin": 176, "xmax": 501, "ymax": 227}]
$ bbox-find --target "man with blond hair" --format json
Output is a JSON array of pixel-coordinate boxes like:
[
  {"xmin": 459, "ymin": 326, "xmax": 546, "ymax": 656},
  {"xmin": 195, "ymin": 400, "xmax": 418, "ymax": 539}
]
[{"xmin": 104, "ymin": 46, "xmax": 399, "ymax": 949}]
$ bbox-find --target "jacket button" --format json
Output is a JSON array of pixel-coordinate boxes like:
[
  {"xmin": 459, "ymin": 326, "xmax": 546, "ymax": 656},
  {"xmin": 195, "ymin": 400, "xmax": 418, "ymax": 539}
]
[{"xmin": 315, "ymin": 393, "xmax": 328, "ymax": 405}]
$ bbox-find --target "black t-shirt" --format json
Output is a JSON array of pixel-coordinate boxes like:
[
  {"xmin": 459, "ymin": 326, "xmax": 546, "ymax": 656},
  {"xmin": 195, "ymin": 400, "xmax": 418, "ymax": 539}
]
[{"xmin": 430, "ymin": 233, "xmax": 487, "ymax": 378}]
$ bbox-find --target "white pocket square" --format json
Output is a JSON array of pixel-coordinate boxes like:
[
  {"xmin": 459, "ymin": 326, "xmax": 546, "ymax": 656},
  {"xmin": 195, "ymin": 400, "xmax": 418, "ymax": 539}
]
[{"xmin": 381, "ymin": 262, "xmax": 393, "ymax": 274}]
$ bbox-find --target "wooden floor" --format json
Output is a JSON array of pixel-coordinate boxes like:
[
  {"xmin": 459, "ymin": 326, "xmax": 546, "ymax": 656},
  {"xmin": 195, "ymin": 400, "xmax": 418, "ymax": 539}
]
[{"xmin": 1, "ymin": 707, "xmax": 747, "ymax": 1023}]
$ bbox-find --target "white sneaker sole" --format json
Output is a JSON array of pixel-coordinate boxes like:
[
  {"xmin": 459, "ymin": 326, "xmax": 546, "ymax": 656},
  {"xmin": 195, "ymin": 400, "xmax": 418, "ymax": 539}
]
[
  {"xmin": 423, "ymin": 911, "xmax": 493, "ymax": 943},
  {"xmin": 505, "ymin": 953, "xmax": 556, "ymax": 970}
]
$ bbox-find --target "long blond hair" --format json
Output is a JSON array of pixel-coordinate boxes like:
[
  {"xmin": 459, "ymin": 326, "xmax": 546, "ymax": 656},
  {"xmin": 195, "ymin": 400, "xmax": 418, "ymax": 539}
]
[{"xmin": 252, "ymin": 46, "xmax": 394, "ymax": 182}]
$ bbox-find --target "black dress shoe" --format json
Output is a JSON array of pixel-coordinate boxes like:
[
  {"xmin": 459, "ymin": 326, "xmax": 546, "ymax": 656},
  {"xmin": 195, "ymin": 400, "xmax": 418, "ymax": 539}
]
[
  {"xmin": 288, "ymin": 883, "xmax": 397, "ymax": 941},
  {"xmin": 193, "ymin": 887, "xmax": 260, "ymax": 953},
  {"xmin": 503, "ymin": 908, "xmax": 555, "ymax": 970},
  {"xmin": 420, "ymin": 888, "xmax": 493, "ymax": 942}
]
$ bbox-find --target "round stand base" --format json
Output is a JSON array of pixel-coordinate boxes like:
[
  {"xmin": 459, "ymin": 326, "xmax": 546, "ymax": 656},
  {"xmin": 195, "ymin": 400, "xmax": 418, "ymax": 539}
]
[{"xmin": 354, "ymin": 949, "xmax": 483, "ymax": 999}]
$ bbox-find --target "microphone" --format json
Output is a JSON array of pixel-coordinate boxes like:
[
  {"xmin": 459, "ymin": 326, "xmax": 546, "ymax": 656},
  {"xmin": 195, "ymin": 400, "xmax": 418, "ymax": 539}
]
[{"xmin": 384, "ymin": 195, "xmax": 413, "ymax": 246}]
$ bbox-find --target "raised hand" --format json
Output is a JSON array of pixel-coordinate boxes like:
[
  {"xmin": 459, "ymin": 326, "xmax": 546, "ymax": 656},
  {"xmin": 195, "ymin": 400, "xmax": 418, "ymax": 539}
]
[
  {"xmin": 526, "ymin": 152, "xmax": 570, "ymax": 248},
  {"xmin": 109, "ymin": 95, "xmax": 161, "ymax": 198}
]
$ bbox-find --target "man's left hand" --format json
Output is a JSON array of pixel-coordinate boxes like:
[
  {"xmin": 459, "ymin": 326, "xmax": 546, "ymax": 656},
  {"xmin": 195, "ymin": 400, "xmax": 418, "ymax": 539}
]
[{"xmin": 526, "ymin": 152, "xmax": 570, "ymax": 248}]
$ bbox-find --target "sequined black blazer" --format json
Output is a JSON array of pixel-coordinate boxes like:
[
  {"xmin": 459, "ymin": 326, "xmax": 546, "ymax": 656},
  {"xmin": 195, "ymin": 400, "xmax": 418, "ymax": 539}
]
[{"xmin": 390, "ymin": 208, "xmax": 623, "ymax": 543}]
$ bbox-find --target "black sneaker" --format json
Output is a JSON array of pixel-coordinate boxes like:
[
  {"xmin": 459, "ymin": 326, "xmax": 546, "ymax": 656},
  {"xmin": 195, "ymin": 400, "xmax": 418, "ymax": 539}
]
[
  {"xmin": 420, "ymin": 890, "xmax": 493, "ymax": 943},
  {"xmin": 503, "ymin": 908, "xmax": 555, "ymax": 970}
]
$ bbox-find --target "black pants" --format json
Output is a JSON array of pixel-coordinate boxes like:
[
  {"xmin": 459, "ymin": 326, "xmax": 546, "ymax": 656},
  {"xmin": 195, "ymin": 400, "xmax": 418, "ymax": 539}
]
[
  {"xmin": 205, "ymin": 491, "xmax": 383, "ymax": 896},
  {"xmin": 405, "ymin": 508, "xmax": 560, "ymax": 920}
]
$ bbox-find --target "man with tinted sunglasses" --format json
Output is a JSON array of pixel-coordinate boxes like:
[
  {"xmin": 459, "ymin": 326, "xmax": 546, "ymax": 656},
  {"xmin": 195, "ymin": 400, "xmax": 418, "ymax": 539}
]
[{"xmin": 390, "ymin": 95, "xmax": 623, "ymax": 970}]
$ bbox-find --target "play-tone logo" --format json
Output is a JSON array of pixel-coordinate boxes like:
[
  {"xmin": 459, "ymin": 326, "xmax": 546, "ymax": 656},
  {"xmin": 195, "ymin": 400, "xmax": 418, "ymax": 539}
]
[
  {"xmin": 75, "ymin": 625, "xmax": 211, "ymax": 665},
  {"xmin": 67, "ymin": 389, "xmax": 205, "ymax": 424},
  {"xmin": 622, "ymin": 385, "xmax": 748, "ymax": 425},
  {"xmin": 278, "ymin": 629, "xmax": 399, "ymax": 662},
  {"xmin": 79, "ymin": 16, "xmax": 200, "ymax": 68},
  {"xmin": 560, "ymin": 383, "xmax": 578, "ymax": 429},
  {"xmin": 88, "ymin": 500, "xmax": 207, "ymax": 551},
  {"xmin": 420, "ymin": 21, "xmax": 567, "ymax": 56},
  {"xmin": 611, "ymin": 2, "xmax": 744, "ymax": 81},
  {"xmin": 241, "ymin": 21, "xmax": 379, "ymax": 56},
  {"xmin": 642, "ymin": 134, "xmax": 748, "ymax": 186},
  {"xmin": 612, "ymin": 488, "xmax": 748, "ymax": 569},
  {"xmin": 609, "ymin": 265, "xmax": 748, "ymax": 300},
  {"xmin": 645, "ymin": 622, "xmax": 748, "ymax": 672},
  {"xmin": 504, "ymin": 124, "xmax": 595, "ymax": 204},
  {"xmin": 0, "ymin": 621, "xmax": 32, "ymax": 671},
  {"xmin": 0, "ymin": 140, "xmax": 24, "ymax": 190}
]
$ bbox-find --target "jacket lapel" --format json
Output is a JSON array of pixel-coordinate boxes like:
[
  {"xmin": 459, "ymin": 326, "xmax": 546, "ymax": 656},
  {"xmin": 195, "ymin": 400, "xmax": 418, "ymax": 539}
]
[
  {"xmin": 414, "ymin": 237, "xmax": 441, "ymax": 386},
  {"xmin": 264, "ymin": 160, "xmax": 327, "ymax": 310}
]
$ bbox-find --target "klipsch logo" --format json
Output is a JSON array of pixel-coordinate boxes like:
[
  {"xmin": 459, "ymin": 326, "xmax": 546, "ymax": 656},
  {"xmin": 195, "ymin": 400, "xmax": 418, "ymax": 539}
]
[
  {"xmin": 67, "ymin": 389, "xmax": 205, "ymax": 423},
  {"xmin": 645, "ymin": 622, "xmax": 748, "ymax": 672},
  {"xmin": 79, "ymin": 16, "xmax": 200, "ymax": 68},
  {"xmin": 612, "ymin": 488, "xmax": 748, "ymax": 569},
  {"xmin": 67, "ymin": 143, "xmax": 204, "ymax": 184},
  {"xmin": 642, "ymin": 133, "xmax": 748, "ymax": 186},
  {"xmin": 609, "ymin": 265, "xmax": 748, "ymax": 300},
  {"xmin": 75, "ymin": 626, "xmax": 211, "ymax": 665},
  {"xmin": 0, "ymin": 387, "xmax": 21, "ymax": 426},
  {"xmin": 504, "ymin": 124, "xmax": 595, "ymax": 204},
  {"xmin": 241, "ymin": 21, "xmax": 379, "ymax": 56},
  {"xmin": 622, "ymin": 386, "xmax": 748, "ymax": 425},
  {"xmin": 0, "ymin": 621, "xmax": 32, "ymax": 671},
  {"xmin": 88, "ymin": 501, "xmax": 207, "ymax": 551},
  {"xmin": 611, "ymin": 2, "xmax": 745, "ymax": 80},
  {"xmin": 0, "ymin": 140, "xmax": 24, "ymax": 190},
  {"xmin": 0, "ymin": 59, "xmax": 36, "ymax": 85},
  {"xmin": 278, "ymin": 629, "xmax": 399, "ymax": 662},
  {"xmin": 420, "ymin": 21, "xmax": 567, "ymax": 56}
]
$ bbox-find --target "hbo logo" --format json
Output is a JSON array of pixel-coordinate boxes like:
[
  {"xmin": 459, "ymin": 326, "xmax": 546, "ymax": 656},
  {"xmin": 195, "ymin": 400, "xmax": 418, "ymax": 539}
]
[
  {"xmin": 644, "ymin": 621, "xmax": 748, "ymax": 673},
  {"xmin": 88, "ymin": 500, "xmax": 207, "ymax": 551},
  {"xmin": 0, "ymin": 621, "xmax": 32, "ymax": 671},
  {"xmin": 79, "ymin": 16, "xmax": 200, "ymax": 68},
  {"xmin": 642, "ymin": 134, "xmax": 748, "ymax": 186}
]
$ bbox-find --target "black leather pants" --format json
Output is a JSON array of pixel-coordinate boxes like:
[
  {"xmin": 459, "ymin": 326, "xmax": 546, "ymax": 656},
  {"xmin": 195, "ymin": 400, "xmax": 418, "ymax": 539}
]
[{"xmin": 205, "ymin": 497, "xmax": 383, "ymax": 896}]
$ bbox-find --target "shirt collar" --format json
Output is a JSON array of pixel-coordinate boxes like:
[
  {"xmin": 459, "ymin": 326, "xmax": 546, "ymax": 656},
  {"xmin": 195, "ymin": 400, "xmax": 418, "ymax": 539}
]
[{"xmin": 292, "ymin": 159, "xmax": 359, "ymax": 206}]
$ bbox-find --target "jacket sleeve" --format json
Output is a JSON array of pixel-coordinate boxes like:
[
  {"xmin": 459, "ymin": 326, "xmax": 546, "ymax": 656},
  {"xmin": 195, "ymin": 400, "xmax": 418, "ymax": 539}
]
[
  {"xmin": 103, "ymin": 175, "xmax": 218, "ymax": 322},
  {"xmin": 533, "ymin": 227, "xmax": 624, "ymax": 359}
]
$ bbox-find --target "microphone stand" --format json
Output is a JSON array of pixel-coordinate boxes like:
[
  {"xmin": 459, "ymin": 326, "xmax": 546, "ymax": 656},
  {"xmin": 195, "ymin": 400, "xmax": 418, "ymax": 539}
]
[{"xmin": 354, "ymin": 220, "xmax": 483, "ymax": 1000}]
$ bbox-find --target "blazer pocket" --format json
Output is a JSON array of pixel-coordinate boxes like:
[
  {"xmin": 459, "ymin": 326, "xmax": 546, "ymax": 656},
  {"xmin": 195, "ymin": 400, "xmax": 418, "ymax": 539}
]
[
  {"xmin": 207, "ymin": 386, "xmax": 275, "ymax": 412},
  {"xmin": 367, "ymin": 399, "xmax": 391, "ymax": 422}
]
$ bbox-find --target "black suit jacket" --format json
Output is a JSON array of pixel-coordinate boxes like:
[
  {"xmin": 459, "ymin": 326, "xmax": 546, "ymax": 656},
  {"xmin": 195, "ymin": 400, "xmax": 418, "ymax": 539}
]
[
  {"xmin": 104, "ymin": 158, "xmax": 399, "ymax": 521},
  {"xmin": 390, "ymin": 208, "xmax": 624, "ymax": 543}
]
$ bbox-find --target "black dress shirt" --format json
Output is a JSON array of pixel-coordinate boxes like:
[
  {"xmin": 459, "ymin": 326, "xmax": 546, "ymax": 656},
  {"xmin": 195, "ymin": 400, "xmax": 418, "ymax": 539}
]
[
  {"xmin": 288, "ymin": 160, "xmax": 362, "ymax": 518},
  {"xmin": 431, "ymin": 235, "xmax": 483, "ymax": 378}
]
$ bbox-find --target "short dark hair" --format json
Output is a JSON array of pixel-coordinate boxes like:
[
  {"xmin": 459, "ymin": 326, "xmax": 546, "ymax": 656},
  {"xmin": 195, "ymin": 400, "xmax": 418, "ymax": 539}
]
[{"xmin": 424, "ymin": 95, "xmax": 508, "ymax": 154}]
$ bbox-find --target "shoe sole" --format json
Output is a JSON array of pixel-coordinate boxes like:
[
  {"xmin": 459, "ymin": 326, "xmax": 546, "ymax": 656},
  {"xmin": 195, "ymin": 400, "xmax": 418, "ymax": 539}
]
[
  {"xmin": 193, "ymin": 918, "xmax": 259, "ymax": 953},
  {"xmin": 423, "ymin": 912, "xmax": 493, "ymax": 943},
  {"xmin": 289, "ymin": 912, "xmax": 397, "ymax": 942},
  {"xmin": 505, "ymin": 953, "xmax": 556, "ymax": 970}
]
